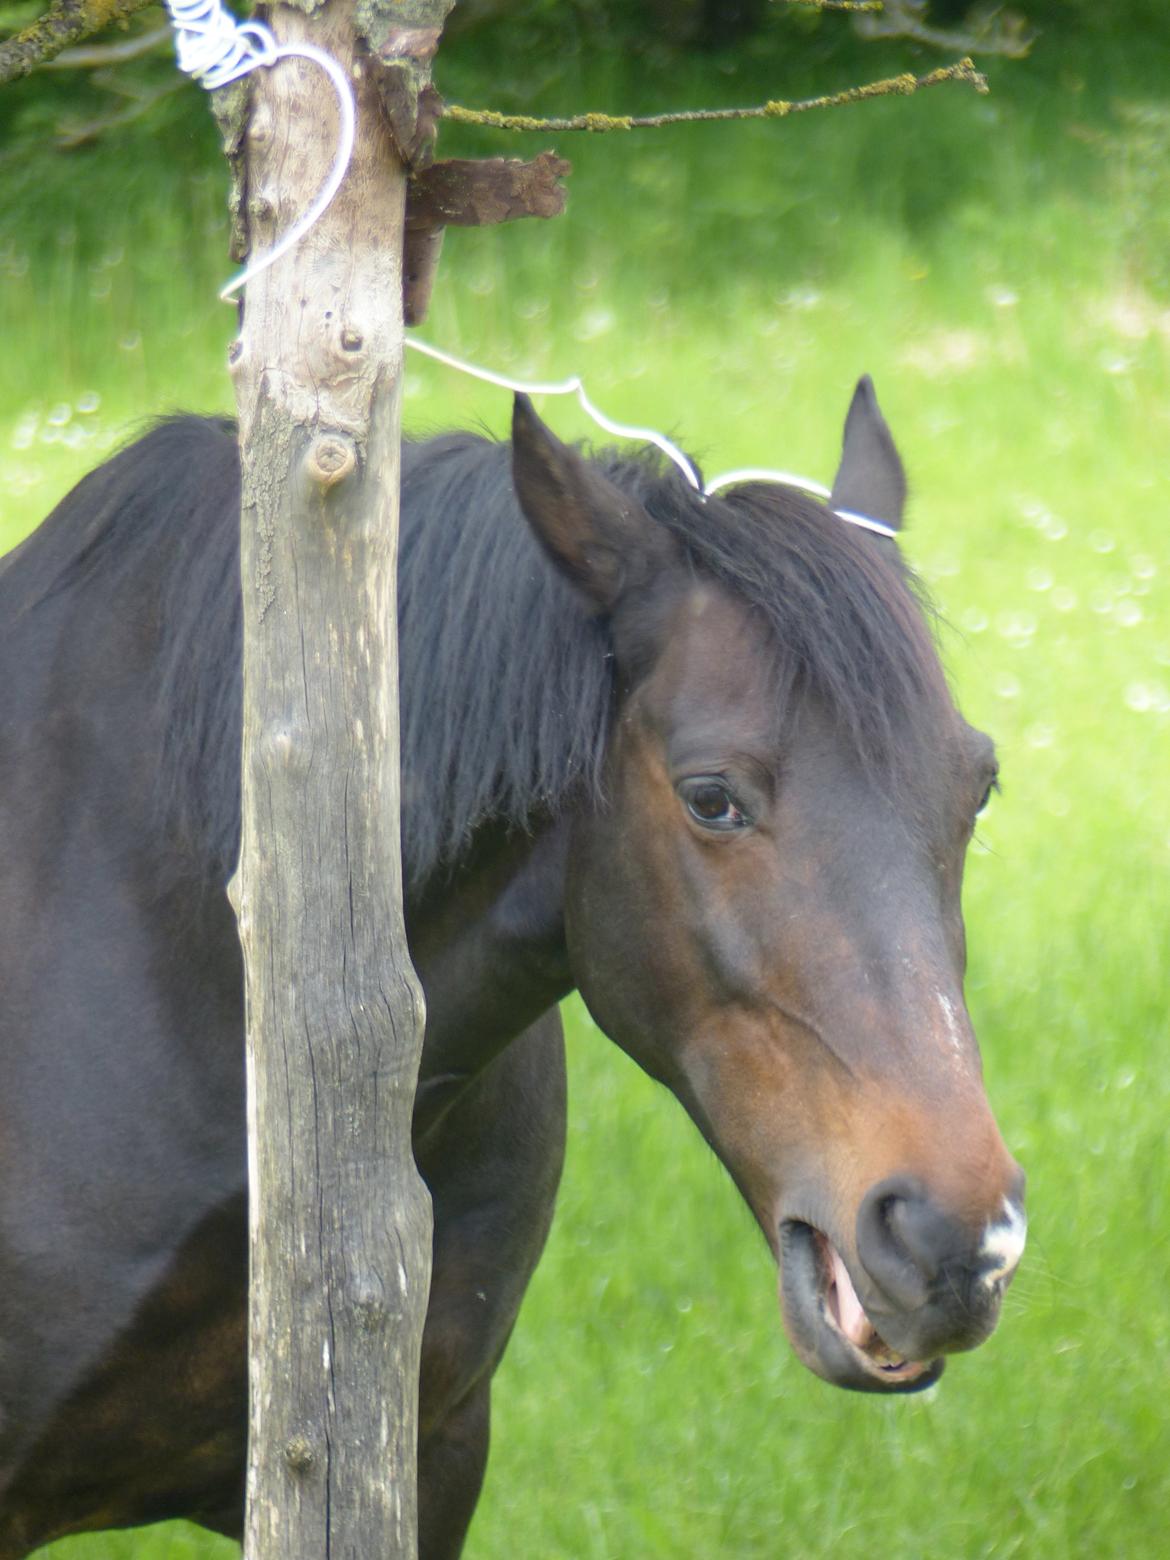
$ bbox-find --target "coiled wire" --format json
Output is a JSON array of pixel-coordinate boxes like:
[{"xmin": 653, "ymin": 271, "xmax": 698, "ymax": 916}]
[{"xmin": 164, "ymin": 0, "xmax": 355, "ymax": 298}]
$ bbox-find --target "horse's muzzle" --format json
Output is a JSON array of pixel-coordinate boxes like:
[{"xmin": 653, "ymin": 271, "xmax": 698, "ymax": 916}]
[{"xmin": 777, "ymin": 1183, "xmax": 1026, "ymax": 1394}]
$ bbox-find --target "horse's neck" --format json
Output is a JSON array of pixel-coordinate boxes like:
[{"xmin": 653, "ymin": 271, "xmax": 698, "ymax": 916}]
[{"xmin": 408, "ymin": 818, "xmax": 574, "ymax": 1137}]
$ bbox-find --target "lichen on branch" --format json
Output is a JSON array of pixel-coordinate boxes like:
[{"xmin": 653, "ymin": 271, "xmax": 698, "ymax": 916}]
[
  {"xmin": 0, "ymin": 0, "xmax": 156, "ymax": 85},
  {"xmin": 782, "ymin": 1, "xmax": 884, "ymax": 11},
  {"xmin": 444, "ymin": 59, "xmax": 989, "ymax": 135}
]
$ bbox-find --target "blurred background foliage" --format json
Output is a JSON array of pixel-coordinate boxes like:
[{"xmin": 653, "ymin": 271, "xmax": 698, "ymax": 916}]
[{"xmin": 2, "ymin": 1, "xmax": 1169, "ymax": 1557}]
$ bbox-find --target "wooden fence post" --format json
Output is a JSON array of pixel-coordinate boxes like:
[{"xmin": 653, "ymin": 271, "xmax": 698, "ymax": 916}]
[{"xmin": 226, "ymin": 2, "xmax": 449, "ymax": 1552}]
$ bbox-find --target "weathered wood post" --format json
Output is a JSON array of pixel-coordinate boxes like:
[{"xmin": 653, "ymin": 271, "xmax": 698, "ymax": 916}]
[
  {"xmin": 225, "ymin": 2, "xmax": 450, "ymax": 1552},
  {"xmin": 217, "ymin": 2, "xmax": 570, "ymax": 1547}
]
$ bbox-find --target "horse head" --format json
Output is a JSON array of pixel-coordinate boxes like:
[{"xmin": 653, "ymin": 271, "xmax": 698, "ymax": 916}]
[{"xmin": 510, "ymin": 384, "xmax": 1025, "ymax": 1393}]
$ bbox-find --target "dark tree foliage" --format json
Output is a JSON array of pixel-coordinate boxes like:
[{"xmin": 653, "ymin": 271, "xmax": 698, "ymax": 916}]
[
  {"xmin": 445, "ymin": 0, "xmax": 765, "ymax": 51},
  {"xmin": 444, "ymin": 0, "xmax": 1164, "ymax": 51}
]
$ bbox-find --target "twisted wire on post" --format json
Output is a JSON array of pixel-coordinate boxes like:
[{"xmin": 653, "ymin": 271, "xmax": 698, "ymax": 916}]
[
  {"xmin": 163, "ymin": 0, "xmax": 355, "ymax": 298},
  {"xmin": 165, "ymin": 0, "xmax": 278, "ymax": 87}
]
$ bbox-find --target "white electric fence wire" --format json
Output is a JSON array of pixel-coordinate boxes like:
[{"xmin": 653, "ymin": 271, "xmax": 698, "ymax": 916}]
[
  {"xmin": 818, "ymin": 507, "xmax": 897, "ymax": 539},
  {"xmin": 404, "ymin": 335, "xmax": 705, "ymax": 491},
  {"xmin": 163, "ymin": 3, "xmax": 895, "ymax": 540},
  {"xmin": 703, "ymin": 468, "xmax": 831, "ymax": 499},
  {"xmin": 703, "ymin": 472, "xmax": 897, "ymax": 537},
  {"xmin": 406, "ymin": 339, "xmax": 896, "ymax": 536},
  {"xmin": 164, "ymin": 0, "xmax": 356, "ymax": 300}
]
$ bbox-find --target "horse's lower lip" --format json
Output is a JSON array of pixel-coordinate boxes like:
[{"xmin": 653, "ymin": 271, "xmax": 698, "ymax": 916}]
[{"xmin": 778, "ymin": 1221, "xmax": 943, "ymax": 1394}]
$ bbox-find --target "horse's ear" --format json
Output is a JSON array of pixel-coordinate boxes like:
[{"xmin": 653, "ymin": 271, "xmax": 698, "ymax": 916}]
[
  {"xmin": 511, "ymin": 393, "xmax": 670, "ymax": 610},
  {"xmin": 830, "ymin": 375, "xmax": 907, "ymax": 532}
]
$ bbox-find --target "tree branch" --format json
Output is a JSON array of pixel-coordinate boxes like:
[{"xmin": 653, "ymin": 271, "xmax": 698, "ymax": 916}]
[
  {"xmin": 0, "ymin": 0, "xmax": 157, "ymax": 85},
  {"xmin": 444, "ymin": 59, "xmax": 988, "ymax": 134},
  {"xmin": 783, "ymin": 1, "xmax": 884, "ymax": 10},
  {"xmin": 55, "ymin": 75, "xmax": 182, "ymax": 145},
  {"xmin": 855, "ymin": 1, "xmax": 1035, "ymax": 60},
  {"xmin": 44, "ymin": 21, "xmax": 170, "ymax": 68}
]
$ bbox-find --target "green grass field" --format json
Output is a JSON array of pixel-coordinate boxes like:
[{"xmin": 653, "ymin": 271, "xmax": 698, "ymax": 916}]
[{"xmin": 2, "ymin": 10, "xmax": 1168, "ymax": 1558}]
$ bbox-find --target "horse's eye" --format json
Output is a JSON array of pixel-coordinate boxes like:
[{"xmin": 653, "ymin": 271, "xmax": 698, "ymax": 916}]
[
  {"xmin": 680, "ymin": 777, "xmax": 750, "ymax": 832},
  {"xmin": 976, "ymin": 775, "xmax": 1000, "ymax": 816}
]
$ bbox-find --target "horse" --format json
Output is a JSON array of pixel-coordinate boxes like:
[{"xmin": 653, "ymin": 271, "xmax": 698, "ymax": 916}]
[{"xmin": 0, "ymin": 381, "xmax": 1026, "ymax": 1557}]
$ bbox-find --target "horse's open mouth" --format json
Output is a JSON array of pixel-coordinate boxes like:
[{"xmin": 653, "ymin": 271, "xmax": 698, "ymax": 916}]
[{"xmin": 779, "ymin": 1221, "xmax": 942, "ymax": 1394}]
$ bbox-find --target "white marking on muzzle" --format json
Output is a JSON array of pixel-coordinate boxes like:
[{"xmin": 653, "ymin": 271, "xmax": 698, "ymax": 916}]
[{"xmin": 978, "ymin": 1197, "xmax": 1027, "ymax": 1288}]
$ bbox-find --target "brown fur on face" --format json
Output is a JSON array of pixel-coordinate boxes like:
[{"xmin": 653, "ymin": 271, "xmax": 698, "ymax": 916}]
[{"xmin": 565, "ymin": 581, "xmax": 1018, "ymax": 1373}]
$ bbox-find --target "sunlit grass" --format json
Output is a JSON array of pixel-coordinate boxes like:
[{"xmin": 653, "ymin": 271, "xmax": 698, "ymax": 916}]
[{"xmin": 6, "ymin": 18, "xmax": 1169, "ymax": 1560}]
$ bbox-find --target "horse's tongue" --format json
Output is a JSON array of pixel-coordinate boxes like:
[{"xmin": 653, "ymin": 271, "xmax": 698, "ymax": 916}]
[{"xmin": 828, "ymin": 1243, "xmax": 875, "ymax": 1349}]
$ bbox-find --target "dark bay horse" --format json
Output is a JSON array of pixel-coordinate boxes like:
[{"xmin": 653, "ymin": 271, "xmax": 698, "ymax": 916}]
[{"xmin": 0, "ymin": 383, "xmax": 1025, "ymax": 1557}]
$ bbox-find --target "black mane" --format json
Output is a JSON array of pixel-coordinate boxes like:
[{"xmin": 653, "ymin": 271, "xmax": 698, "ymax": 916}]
[
  {"xmin": 396, "ymin": 433, "xmax": 612, "ymax": 884},
  {"xmin": 607, "ymin": 458, "xmax": 947, "ymax": 781},
  {"xmin": 1, "ymin": 416, "xmax": 947, "ymax": 892}
]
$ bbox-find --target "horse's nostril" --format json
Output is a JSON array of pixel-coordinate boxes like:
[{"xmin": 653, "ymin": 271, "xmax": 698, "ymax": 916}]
[
  {"xmin": 885, "ymin": 1192, "xmax": 955, "ymax": 1282},
  {"xmin": 855, "ymin": 1176, "xmax": 944, "ymax": 1311}
]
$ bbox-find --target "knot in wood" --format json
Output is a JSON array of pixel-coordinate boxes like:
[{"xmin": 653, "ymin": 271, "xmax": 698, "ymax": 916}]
[
  {"xmin": 259, "ymin": 720, "xmax": 312, "ymax": 778},
  {"xmin": 353, "ymin": 1282, "xmax": 391, "ymax": 1334},
  {"xmin": 305, "ymin": 435, "xmax": 357, "ymax": 490},
  {"xmin": 340, "ymin": 328, "xmax": 364, "ymax": 352},
  {"xmin": 283, "ymin": 1434, "xmax": 316, "ymax": 1476},
  {"xmin": 249, "ymin": 107, "xmax": 274, "ymax": 146}
]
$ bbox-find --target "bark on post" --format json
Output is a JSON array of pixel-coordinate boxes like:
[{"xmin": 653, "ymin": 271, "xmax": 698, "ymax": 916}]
[{"xmin": 226, "ymin": 2, "xmax": 444, "ymax": 1553}]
